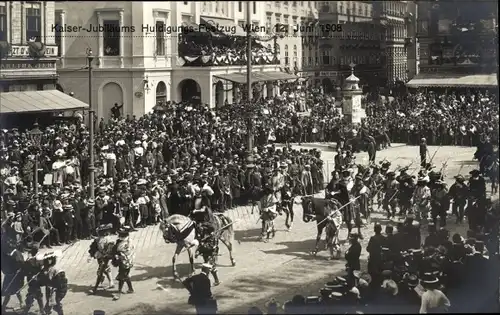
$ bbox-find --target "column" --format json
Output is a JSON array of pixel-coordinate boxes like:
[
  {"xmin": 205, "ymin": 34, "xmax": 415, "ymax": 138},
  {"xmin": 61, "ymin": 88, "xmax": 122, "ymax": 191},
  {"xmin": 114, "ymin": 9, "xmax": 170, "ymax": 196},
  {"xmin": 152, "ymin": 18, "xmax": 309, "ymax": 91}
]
[
  {"xmin": 42, "ymin": 2, "xmax": 47, "ymax": 43},
  {"xmin": 119, "ymin": 10, "xmax": 124, "ymax": 68},
  {"xmin": 21, "ymin": 2, "xmax": 25, "ymax": 44},
  {"xmin": 60, "ymin": 11, "xmax": 66, "ymax": 67},
  {"xmin": 96, "ymin": 12, "xmax": 103, "ymax": 66},
  {"xmin": 7, "ymin": 1, "xmax": 11, "ymax": 43}
]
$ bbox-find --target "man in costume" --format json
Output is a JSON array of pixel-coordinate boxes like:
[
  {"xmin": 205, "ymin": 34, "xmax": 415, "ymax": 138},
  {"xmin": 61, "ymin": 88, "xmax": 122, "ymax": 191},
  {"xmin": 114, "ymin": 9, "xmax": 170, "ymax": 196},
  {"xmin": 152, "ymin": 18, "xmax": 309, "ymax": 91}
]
[
  {"xmin": 448, "ymin": 175, "xmax": 469, "ymax": 224},
  {"xmin": 194, "ymin": 221, "xmax": 221, "ymax": 286},
  {"xmin": 1, "ymin": 243, "xmax": 25, "ymax": 313},
  {"xmin": 40, "ymin": 251, "xmax": 68, "ymax": 315},
  {"xmin": 111, "ymin": 228, "xmax": 135, "ymax": 300},
  {"xmin": 413, "ymin": 176, "xmax": 432, "ymax": 221},
  {"xmin": 88, "ymin": 223, "xmax": 115, "ymax": 294},
  {"xmin": 21, "ymin": 246, "xmax": 45, "ymax": 315},
  {"xmin": 430, "ymin": 180, "xmax": 450, "ymax": 228},
  {"xmin": 382, "ymin": 171, "xmax": 398, "ymax": 219},
  {"xmin": 351, "ymin": 174, "xmax": 369, "ymax": 239}
]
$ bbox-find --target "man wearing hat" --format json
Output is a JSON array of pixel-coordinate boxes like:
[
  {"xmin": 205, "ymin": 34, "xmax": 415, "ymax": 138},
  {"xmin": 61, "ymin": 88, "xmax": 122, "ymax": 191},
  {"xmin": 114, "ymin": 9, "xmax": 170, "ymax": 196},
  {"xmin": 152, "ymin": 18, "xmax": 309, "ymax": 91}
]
[
  {"xmin": 430, "ymin": 179, "xmax": 449, "ymax": 228},
  {"xmin": 82, "ymin": 199, "xmax": 97, "ymax": 239},
  {"xmin": 413, "ymin": 176, "xmax": 431, "ymax": 221},
  {"xmin": 111, "ymin": 228, "xmax": 134, "ymax": 300},
  {"xmin": 39, "ymin": 208, "xmax": 62, "ymax": 248},
  {"xmin": 1, "ymin": 242, "xmax": 25, "ymax": 313},
  {"xmin": 352, "ymin": 174, "xmax": 369, "ymax": 238},
  {"xmin": 88, "ymin": 224, "xmax": 115, "ymax": 294},
  {"xmin": 182, "ymin": 263, "xmax": 217, "ymax": 315},
  {"xmin": 468, "ymin": 169, "xmax": 486, "ymax": 204},
  {"xmin": 448, "ymin": 175, "xmax": 468, "ymax": 223},
  {"xmin": 345, "ymin": 233, "xmax": 362, "ymax": 288},
  {"xmin": 41, "ymin": 251, "xmax": 68, "ymax": 315},
  {"xmin": 382, "ymin": 171, "xmax": 398, "ymax": 219},
  {"xmin": 21, "ymin": 246, "xmax": 45, "ymax": 315},
  {"xmin": 420, "ymin": 138, "xmax": 428, "ymax": 167},
  {"xmin": 419, "ymin": 274, "xmax": 450, "ymax": 313}
]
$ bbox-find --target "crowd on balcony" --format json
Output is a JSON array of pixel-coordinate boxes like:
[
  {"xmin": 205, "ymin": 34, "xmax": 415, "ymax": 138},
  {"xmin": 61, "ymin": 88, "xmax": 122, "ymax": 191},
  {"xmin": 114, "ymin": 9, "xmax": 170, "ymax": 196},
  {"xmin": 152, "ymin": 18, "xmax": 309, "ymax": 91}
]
[{"xmin": 178, "ymin": 33, "xmax": 278, "ymax": 66}]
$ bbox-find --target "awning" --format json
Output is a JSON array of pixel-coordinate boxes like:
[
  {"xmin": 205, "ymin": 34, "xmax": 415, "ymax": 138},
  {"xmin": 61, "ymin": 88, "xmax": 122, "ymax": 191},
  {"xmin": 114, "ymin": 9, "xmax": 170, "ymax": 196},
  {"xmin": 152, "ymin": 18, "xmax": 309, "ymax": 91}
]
[
  {"xmin": 214, "ymin": 71, "xmax": 299, "ymax": 84},
  {"xmin": 0, "ymin": 90, "xmax": 90, "ymax": 114},
  {"xmin": 200, "ymin": 17, "xmax": 246, "ymax": 37},
  {"xmin": 406, "ymin": 73, "xmax": 498, "ymax": 88}
]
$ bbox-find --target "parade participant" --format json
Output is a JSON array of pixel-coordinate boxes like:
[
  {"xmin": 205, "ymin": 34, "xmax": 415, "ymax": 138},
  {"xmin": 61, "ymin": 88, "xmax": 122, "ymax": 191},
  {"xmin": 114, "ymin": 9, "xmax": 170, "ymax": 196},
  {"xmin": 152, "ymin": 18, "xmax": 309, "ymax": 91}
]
[
  {"xmin": 182, "ymin": 263, "xmax": 218, "ymax": 315},
  {"xmin": 88, "ymin": 224, "xmax": 115, "ymax": 294},
  {"xmin": 382, "ymin": 171, "xmax": 398, "ymax": 219},
  {"xmin": 194, "ymin": 221, "xmax": 221, "ymax": 286},
  {"xmin": 333, "ymin": 170, "xmax": 354, "ymax": 235},
  {"xmin": 468, "ymin": 169, "xmax": 487, "ymax": 203},
  {"xmin": 301, "ymin": 164, "xmax": 313, "ymax": 195},
  {"xmin": 430, "ymin": 180, "xmax": 449, "ymax": 228},
  {"xmin": 21, "ymin": 245, "xmax": 45, "ymax": 315},
  {"xmin": 419, "ymin": 274, "xmax": 450, "ymax": 314},
  {"xmin": 397, "ymin": 167, "xmax": 415, "ymax": 216},
  {"xmin": 345, "ymin": 233, "xmax": 361, "ymax": 288},
  {"xmin": 334, "ymin": 149, "xmax": 346, "ymax": 172},
  {"xmin": 370, "ymin": 166, "xmax": 384, "ymax": 208},
  {"xmin": 111, "ymin": 228, "xmax": 135, "ymax": 300},
  {"xmin": 118, "ymin": 179, "xmax": 134, "ymax": 229},
  {"xmin": 247, "ymin": 164, "xmax": 262, "ymax": 209},
  {"xmin": 352, "ymin": 174, "xmax": 369, "ymax": 238},
  {"xmin": 1, "ymin": 244, "xmax": 25, "ymax": 313},
  {"xmin": 367, "ymin": 138, "xmax": 377, "ymax": 164},
  {"xmin": 41, "ymin": 251, "xmax": 68, "ymax": 315},
  {"xmin": 259, "ymin": 181, "xmax": 278, "ymax": 242},
  {"xmin": 448, "ymin": 175, "xmax": 469, "ymax": 224},
  {"xmin": 413, "ymin": 177, "xmax": 431, "ymax": 221},
  {"xmin": 419, "ymin": 138, "xmax": 428, "ymax": 167},
  {"xmin": 366, "ymin": 223, "xmax": 385, "ymax": 290}
]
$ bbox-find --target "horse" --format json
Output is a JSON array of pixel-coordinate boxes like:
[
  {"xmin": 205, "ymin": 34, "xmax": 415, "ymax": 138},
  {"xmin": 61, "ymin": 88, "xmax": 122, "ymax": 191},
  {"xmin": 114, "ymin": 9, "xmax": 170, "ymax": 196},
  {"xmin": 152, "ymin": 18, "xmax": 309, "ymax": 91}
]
[
  {"xmin": 159, "ymin": 214, "xmax": 199, "ymax": 280},
  {"xmin": 301, "ymin": 196, "xmax": 343, "ymax": 260}
]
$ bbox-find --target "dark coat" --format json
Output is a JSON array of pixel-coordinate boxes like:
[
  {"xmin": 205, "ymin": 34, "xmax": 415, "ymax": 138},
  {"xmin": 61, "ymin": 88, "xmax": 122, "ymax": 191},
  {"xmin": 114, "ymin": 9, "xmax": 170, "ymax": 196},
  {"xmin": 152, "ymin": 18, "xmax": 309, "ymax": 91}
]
[{"xmin": 183, "ymin": 272, "xmax": 213, "ymax": 305}]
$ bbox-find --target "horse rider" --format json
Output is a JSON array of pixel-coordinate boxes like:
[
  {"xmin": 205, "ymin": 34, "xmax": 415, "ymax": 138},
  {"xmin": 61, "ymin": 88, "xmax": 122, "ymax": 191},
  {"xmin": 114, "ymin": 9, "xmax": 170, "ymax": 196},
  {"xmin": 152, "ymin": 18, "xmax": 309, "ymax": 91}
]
[
  {"xmin": 88, "ymin": 223, "xmax": 115, "ymax": 295},
  {"xmin": 413, "ymin": 176, "xmax": 431, "ymax": 221},
  {"xmin": 448, "ymin": 175, "xmax": 469, "ymax": 224},
  {"xmin": 351, "ymin": 174, "xmax": 369, "ymax": 239},
  {"xmin": 382, "ymin": 171, "xmax": 399, "ymax": 219},
  {"xmin": 111, "ymin": 228, "xmax": 135, "ymax": 301},
  {"xmin": 39, "ymin": 251, "xmax": 68, "ymax": 315},
  {"xmin": 194, "ymin": 221, "xmax": 221, "ymax": 286},
  {"xmin": 21, "ymin": 245, "xmax": 45, "ymax": 315},
  {"xmin": 430, "ymin": 180, "xmax": 450, "ymax": 228}
]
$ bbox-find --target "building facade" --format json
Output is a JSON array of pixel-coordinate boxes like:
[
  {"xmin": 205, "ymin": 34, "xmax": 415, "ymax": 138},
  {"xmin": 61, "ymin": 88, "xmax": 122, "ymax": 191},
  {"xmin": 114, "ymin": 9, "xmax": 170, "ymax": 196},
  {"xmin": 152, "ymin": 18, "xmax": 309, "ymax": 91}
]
[
  {"xmin": 0, "ymin": 1, "xmax": 59, "ymax": 92},
  {"xmin": 56, "ymin": 1, "xmax": 317, "ymax": 120},
  {"xmin": 416, "ymin": 0, "xmax": 497, "ymax": 81},
  {"xmin": 313, "ymin": 1, "xmax": 417, "ymax": 92}
]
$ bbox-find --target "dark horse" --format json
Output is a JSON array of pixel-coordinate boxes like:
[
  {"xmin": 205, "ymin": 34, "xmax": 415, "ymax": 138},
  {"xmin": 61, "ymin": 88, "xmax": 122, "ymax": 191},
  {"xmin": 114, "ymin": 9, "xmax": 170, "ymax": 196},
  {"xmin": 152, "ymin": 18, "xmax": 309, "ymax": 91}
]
[{"xmin": 301, "ymin": 196, "xmax": 344, "ymax": 260}]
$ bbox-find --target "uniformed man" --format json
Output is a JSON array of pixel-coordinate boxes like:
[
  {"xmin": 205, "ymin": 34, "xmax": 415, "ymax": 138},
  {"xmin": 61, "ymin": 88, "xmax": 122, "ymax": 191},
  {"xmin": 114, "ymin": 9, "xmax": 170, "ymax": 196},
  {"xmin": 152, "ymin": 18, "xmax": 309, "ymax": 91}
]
[
  {"xmin": 88, "ymin": 224, "xmax": 115, "ymax": 294},
  {"xmin": 111, "ymin": 229, "xmax": 135, "ymax": 300},
  {"xmin": 182, "ymin": 263, "xmax": 218, "ymax": 315},
  {"xmin": 448, "ymin": 175, "xmax": 468, "ymax": 224},
  {"xmin": 382, "ymin": 171, "xmax": 398, "ymax": 219},
  {"xmin": 420, "ymin": 138, "xmax": 428, "ymax": 167},
  {"xmin": 366, "ymin": 223, "xmax": 386, "ymax": 289},
  {"xmin": 430, "ymin": 180, "xmax": 449, "ymax": 228}
]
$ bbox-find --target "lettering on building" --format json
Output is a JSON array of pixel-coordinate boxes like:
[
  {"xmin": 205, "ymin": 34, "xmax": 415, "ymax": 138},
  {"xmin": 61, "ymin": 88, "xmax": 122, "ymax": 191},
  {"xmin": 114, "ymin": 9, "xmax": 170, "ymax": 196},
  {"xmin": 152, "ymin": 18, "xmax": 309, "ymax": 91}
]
[
  {"xmin": 0, "ymin": 61, "xmax": 56, "ymax": 70},
  {"xmin": 9, "ymin": 45, "xmax": 59, "ymax": 57}
]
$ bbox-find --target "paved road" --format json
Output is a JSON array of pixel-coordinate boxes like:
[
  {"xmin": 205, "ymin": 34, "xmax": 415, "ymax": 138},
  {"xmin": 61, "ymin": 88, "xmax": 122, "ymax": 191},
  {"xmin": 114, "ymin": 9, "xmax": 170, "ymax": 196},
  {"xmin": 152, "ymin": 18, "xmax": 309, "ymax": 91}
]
[{"xmin": 4, "ymin": 144, "xmax": 494, "ymax": 315}]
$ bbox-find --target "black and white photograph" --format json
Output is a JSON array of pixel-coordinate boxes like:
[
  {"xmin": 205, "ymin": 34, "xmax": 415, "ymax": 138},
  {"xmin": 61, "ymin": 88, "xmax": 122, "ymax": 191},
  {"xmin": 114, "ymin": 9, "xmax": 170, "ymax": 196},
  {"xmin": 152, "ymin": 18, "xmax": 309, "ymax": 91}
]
[{"xmin": 0, "ymin": 1, "xmax": 499, "ymax": 314}]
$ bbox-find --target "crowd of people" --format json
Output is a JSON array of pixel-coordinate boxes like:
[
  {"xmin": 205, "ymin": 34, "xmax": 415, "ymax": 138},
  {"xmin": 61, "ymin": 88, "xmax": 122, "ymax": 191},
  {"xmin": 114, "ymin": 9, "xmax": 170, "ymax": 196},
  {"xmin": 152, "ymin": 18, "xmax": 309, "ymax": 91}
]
[{"xmin": 178, "ymin": 34, "xmax": 278, "ymax": 67}]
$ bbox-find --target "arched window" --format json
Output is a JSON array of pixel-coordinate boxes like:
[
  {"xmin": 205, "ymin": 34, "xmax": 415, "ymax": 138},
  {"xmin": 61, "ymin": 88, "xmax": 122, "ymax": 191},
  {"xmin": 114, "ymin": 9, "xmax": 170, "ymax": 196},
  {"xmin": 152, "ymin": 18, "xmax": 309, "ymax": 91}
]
[
  {"xmin": 156, "ymin": 81, "xmax": 167, "ymax": 105},
  {"xmin": 284, "ymin": 44, "xmax": 289, "ymax": 65},
  {"xmin": 322, "ymin": 49, "xmax": 330, "ymax": 65}
]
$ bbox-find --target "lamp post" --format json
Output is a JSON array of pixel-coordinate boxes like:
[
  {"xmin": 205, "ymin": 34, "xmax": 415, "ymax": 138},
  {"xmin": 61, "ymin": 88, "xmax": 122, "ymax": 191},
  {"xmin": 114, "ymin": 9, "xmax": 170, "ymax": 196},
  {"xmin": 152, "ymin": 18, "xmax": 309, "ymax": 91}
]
[
  {"xmin": 29, "ymin": 122, "xmax": 43, "ymax": 200},
  {"xmin": 246, "ymin": 1, "xmax": 254, "ymax": 166},
  {"xmin": 87, "ymin": 48, "xmax": 95, "ymax": 200}
]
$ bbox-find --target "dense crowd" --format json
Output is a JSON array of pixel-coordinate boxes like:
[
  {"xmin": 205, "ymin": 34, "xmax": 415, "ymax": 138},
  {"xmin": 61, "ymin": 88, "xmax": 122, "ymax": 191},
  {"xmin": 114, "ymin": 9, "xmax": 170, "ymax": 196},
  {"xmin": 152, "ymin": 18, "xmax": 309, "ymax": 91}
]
[{"xmin": 178, "ymin": 35, "xmax": 278, "ymax": 66}]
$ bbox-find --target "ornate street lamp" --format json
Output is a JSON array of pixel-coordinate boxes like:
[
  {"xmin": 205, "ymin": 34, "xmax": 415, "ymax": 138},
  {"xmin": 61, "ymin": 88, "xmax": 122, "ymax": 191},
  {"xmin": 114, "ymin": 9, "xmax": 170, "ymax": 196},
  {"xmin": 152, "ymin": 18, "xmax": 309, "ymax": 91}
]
[
  {"xmin": 29, "ymin": 122, "xmax": 43, "ymax": 199},
  {"xmin": 87, "ymin": 47, "xmax": 96, "ymax": 200}
]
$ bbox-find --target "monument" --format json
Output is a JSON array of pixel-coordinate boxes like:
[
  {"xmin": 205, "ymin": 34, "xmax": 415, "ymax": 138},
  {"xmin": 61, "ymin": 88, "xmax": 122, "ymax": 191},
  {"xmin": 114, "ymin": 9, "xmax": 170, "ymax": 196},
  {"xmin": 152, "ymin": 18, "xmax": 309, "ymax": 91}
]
[{"xmin": 342, "ymin": 63, "xmax": 365, "ymax": 124}]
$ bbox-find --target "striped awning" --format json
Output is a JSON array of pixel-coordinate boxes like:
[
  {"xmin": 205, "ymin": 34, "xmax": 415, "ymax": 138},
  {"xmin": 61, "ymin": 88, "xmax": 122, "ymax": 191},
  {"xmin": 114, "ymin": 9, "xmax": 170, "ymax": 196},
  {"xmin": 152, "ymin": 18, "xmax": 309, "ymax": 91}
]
[
  {"xmin": 0, "ymin": 90, "xmax": 89, "ymax": 114},
  {"xmin": 214, "ymin": 71, "xmax": 298, "ymax": 84},
  {"xmin": 406, "ymin": 73, "xmax": 498, "ymax": 88}
]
